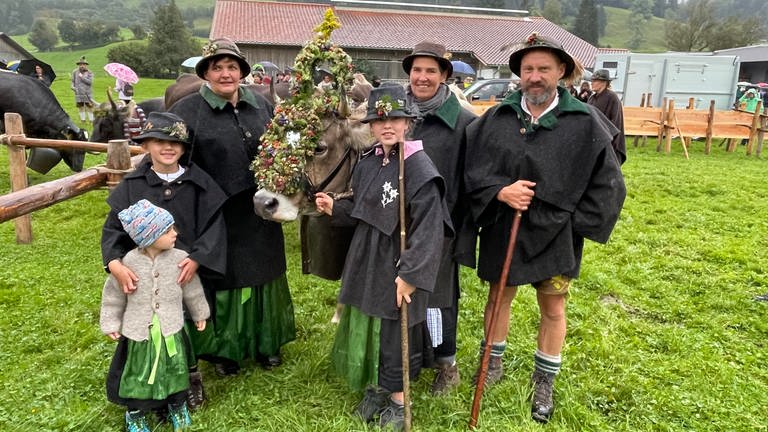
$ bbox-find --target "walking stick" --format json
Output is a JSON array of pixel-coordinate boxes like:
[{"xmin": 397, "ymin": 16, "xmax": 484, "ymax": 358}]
[
  {"xmin": 398, "ymin": 141, "xmax": 412, "ymax": 432},
  {"xmin": 469, "ymin": 209, "xmax": 523, "ymax": 430}
]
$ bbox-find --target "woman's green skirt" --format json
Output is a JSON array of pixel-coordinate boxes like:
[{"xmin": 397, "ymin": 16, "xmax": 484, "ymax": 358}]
[
  {"xmin": 187, "ymin": 273, "xmax": 296, "ymax": 362},
  {"xmin": 331, "ymin": 305, "xmax": 381, "ymax": 391}
]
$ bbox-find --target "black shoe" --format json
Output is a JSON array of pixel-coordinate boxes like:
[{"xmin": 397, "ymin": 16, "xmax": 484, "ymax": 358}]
[
  {"xmin": 214, "ymin": 360, "xmax": 240, "ymax": 376},
  {"xmin": 258, "ymin": 353, "xmax": 282, "ymax": 369},
  {"xmin": 186, "ymin": 371, "xmax": 206, "ymax": 410},
  {"xmin": 531, "ymin": 369, "xmax": 556, "ymax": 423},
  {"xmin": 378, "ymin": 398, "xmax": 405, "ymax": 431},
  {"xmin": 354, "ymin": 386, "xmax": 389, "ymax": 423}
]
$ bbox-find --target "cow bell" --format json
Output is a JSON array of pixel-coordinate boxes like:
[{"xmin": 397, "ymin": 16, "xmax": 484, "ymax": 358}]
[{"xmin": 26, "ymin": 147, "xmax": 62, "ymax": 174}]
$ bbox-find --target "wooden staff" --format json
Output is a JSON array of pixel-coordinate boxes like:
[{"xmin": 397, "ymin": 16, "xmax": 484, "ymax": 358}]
[
  {"xmin": 398, "ymin": 140, "xmax": 412, "ymax": 432},
  {"xmin": 469, "ymin": 209, "xmax": 523, "ymax": 429}
]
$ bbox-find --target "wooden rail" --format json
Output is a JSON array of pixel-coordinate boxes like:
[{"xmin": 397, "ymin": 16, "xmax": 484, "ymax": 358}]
[{"xmin": 1, "ymin": 112, "xmax": 145, "ymax": 243}]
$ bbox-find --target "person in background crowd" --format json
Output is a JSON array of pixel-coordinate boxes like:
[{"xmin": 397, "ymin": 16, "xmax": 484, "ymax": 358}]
[
  {"xmin": 739, "ymin": 88, "xmax": 760, "ymax": 113},
  {"xmin": 587, "ymin": 69, "xmax": 626, "ymax": 164},
  {"xmin": 71, "ymin": 56, "xmax": 94, "ymax": 124},
  {"xmin": 31, "ymin": 64, "xmax": 51, "ymax": 87},
  {"xmin": 577, "ymin": 81, "xmax": 592, "ymax": 103},
  {"xmin": 402, "ymin": 40, "xmax": 477, "ymax": 396},
  {"xmin": 464, "ymin": 33, "xmax": 626, "ymax": 424}
]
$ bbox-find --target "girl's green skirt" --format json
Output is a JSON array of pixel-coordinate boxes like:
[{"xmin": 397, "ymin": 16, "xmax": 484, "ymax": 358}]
[
  {"xmin": 188, "ymin": 273, "xmax": 296, "ymax": 362},
  {"xmin": 331, "ymin": 305, "xmax": 381, "ymax": 391}
]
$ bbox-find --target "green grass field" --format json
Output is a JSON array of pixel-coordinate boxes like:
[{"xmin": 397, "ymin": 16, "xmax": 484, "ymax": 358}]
[
  {"xmin": 601, "ymin": 6, "xmax": 668, "ymax": 53},
  {"xmin": 1, "ymin": 136, "xmax": 767, "ymax": 431}
]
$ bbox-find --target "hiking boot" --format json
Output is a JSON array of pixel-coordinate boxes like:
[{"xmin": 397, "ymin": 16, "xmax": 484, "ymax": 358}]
[
  {"xmin": 168, "ymin": 402, "xmax": 192, "ymax": 431},
  {"xmin": 186, "ymin": 371, "xmax": 205, "ymax": 410},
  {"xmin": 530, "ymin": 369, "xmax": 556, "ymax": 423},
  {"xmin": 125, "ymin": 410, "xmax": 150, "ymax": 432},
  {"xmin": 258, "ymin": 353, "xmax": 282, "ymax": 369},
  {"xmin": 471, "ymin": 356, "xmax": 504, "ymax": 387},
  {"xmin": 431, "ymin": 363, "xmax": 460, "ymax": 395},
  {"xmin": 378, "ymin": 398, "xmax": 405, "ymax": 431},
  {"xmin": 214, "ymin": 359, "xmax": 240, "ymax": 376},
  {"xmin": 354, "ymin": 386, "xmax": 389, "ymax": 423}
]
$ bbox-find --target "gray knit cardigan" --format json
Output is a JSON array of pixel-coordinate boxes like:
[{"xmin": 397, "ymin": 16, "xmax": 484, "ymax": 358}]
[{"xmin": 100, "ymin": 248, "xmax": 210, "ymax": 341}]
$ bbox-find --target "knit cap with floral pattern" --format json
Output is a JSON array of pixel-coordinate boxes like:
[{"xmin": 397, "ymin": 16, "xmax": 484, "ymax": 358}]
[{"xmin": 118, "ymin": 199, "xmax": 175, "ymax": 248}]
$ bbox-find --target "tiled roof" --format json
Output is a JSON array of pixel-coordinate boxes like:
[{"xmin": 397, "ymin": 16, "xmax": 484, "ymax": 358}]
[{"xmin": 211, "ymin": 0, "xmax": 601, "ymax": 67}]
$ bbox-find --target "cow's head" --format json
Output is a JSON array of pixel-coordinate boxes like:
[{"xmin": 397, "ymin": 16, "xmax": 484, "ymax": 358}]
[
  {"xmin": 253, "ymin": 93, "xmax": 370, "ymax": 222},
  {"xmin": 90, "ymin": 90, "xmax": 131, "ymax": 143}
]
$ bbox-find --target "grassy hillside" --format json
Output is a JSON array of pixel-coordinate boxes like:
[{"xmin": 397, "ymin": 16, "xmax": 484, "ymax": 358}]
[{"xmin": 601, "ymin": 6, "xmax": 668, "ymax": 53}]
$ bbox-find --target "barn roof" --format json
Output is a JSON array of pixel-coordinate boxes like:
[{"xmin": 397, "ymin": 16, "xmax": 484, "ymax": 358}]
[
  {"xmin": 210, "ymin": 0, "xmax": 601, "ymax": 68},
  {"xmin": 714, "ymin": 44, "xmax": 768, "ymax": 63},
  {"xmin": 0, "ymin": 33, "xmax": 35, "ymax": 64}
]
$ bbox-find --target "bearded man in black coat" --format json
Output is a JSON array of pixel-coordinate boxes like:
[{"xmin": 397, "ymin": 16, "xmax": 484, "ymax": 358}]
[{"xmin": 464, "ymin": 33, "xmax": 626, "ymax": 423}]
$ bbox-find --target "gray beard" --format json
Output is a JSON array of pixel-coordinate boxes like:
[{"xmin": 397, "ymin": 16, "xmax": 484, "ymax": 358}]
[{"xmin": 523, "ymin": 90, "xmax": 554, "ymax": 106}]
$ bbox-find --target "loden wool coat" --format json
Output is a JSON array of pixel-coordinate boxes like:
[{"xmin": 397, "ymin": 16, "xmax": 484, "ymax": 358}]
[{"xmin": 465, "ymin": 87, "xmax": 626, "ymax": 286}]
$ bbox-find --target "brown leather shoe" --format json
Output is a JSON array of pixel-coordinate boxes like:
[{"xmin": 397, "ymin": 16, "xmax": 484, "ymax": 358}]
[
  {"xmin": 186, "ymin": 371, "xmax": 206, "ymax": 410},
  {"xmin": 531, "ymin": 369, "xmax": 556, "ymax": 423},
  {"xmin": 471, "ymin": 356, "xmax": 504, "ymax": 387},
  {"xmin": 431, "ymin": 363, "xmax": 460, "ymax": 395}
]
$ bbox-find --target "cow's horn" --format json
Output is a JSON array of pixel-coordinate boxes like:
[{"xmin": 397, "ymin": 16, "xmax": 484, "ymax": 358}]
[
  {"xmin": 107, "ymin": 88, "xmax": 117, "ymax": 111},
  {"xmin": 337, "ymin": 84, "xmax": 350, "ymax": 118}
]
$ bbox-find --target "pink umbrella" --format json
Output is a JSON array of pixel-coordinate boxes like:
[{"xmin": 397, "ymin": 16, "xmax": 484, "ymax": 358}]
[
  {"xmin": 104, "ymin": 62, "xmax": 139, "ymax": 84},
  {"xmin": 757, "ymin": 82, "xmax": 768, "ymax": 88}
]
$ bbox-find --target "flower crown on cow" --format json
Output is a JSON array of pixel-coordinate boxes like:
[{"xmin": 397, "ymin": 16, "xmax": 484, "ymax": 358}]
[{"xmin": 251, "ymin": 8, "xmax": 354, "ymax": 196}]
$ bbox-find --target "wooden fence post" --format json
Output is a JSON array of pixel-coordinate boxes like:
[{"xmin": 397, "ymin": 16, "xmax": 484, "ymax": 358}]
[
  {"xmin": 704, "ymin": 101, "xmax": 715, "ymax": 155},
  {"xmin": 746, "ymin": 101, "xmax": 763, "ymax": 156},
  {"xmin": 756, "ymin": 113, "xmax": 766, "ymax": 157},
  {"xmin": 684, "ymin": 98, "xmax": 694, "ymax": 148},
  {"xmin": 657, "ymin": 97, "xmax": 667, "ymax": 151},
  {"xmin": 665, "ymin": 99, "xmax": 675, "ymax": 154},
  {"xmin": 106, "ymin": 140, "xmax": 132, "ymax": 189},
  {"xmin": 4, "ymin": 113, "xmax": 32, "ymax": 243}
]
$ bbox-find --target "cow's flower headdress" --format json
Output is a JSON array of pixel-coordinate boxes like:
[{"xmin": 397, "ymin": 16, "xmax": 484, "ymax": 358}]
[{"xmin": 251, "ymin": 8, "xmax": 354, "ymax": 196}]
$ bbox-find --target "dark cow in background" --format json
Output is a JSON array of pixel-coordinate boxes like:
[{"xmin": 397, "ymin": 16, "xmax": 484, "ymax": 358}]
[
  {"xmin": 89, "ymin": 91, "xmax": 164, "ymax": 143},
  {"xmin": 0, "ymin": 70, "xmax": 86, "ymax": 172}
]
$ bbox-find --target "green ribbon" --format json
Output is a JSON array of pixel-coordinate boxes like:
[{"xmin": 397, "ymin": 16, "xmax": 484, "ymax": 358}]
[
  {"xmin": 241, "ymin": 287, "xmax": 252, "ymax": 304},
  {"xmin": 147, "ymin": 314, "xmax": 178, "ymax": 385}
]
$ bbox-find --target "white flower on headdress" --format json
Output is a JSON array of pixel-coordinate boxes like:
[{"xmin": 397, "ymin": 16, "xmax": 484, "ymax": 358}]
[
  {"xmin": 286, "ymin": 131, "xmax": 301, "ymax": 148},
  {"xmin": 202, "ymin": 41, "xmax": 218, "ymax": 57}
]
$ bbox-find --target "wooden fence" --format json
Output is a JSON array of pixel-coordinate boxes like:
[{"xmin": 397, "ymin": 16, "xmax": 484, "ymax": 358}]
[{"xmin": 0, "ymin": 112, "xmax": 145, "ymax": 244}]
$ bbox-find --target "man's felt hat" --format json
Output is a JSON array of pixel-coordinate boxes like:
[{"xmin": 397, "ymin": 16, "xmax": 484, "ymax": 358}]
[
  {"xmin": 508, "ymin": 33, "xmax": 576, "ymax": 79},
  {"xmin": 591, "ymin": 69, "xmax": 614, "ymax": 82},
  {"xmin": 76, "ymin": 56, "xmax": 89, "ymax": 65},
  {"xmin": 361, "ymin": 83, "xmax": 416, "ymax": 123},
  {"xmin": 132, "ymin": 112, "xmax": 189, "ymax": 145},
  {"xmin": 402, "ymin": 41, "xmax": 453, "ymax": 78},
  {"xmin": 195, "ymin": 37, "xmax": 250, "ymax": 79}
]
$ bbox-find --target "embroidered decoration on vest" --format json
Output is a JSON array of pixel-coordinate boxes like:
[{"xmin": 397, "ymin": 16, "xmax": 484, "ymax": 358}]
[{"xmin": 380, "ymin": 181, "xmax": 398, "ymax": 208}]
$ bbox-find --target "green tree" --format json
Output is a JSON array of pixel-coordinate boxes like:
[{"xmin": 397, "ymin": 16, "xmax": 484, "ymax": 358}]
[
  {"xmin": 542, "ymin": 0, "xmax": 563, "ymax": 25},
  {"xmin": 129, "ymin": 24, "xmax": 147, "ymax": 40},
  {"xmin": 664, "ymin": 0, "xmax": 715, "ymax": 51},
  {"xmin": 148, "ymin": 0, "xmax": 199, "ymax": 78},
  {"xmin": 57, "ymin": 19, "xmax": 78, "ymax": 46},
  {"xmin": 572, "ymin": 0, "xmax": 598, "ymax": 45},
  {"xmin": 107, "ymin": 42, "xmax": 158, "ymax": 77},
  {"xmin": 28, "ymin": 19, "xmax": 59, "ymax": 52},
  {"xmin": 0, "ymin": 0, "xmax": 34, "ymax": 35},
  {"xmin": 627, "ymin": 0, "xmax": 653, "ymax": 49},
  {"xmin": 705, "ymin": 15, "xmax": 765, "ymax": 50}
]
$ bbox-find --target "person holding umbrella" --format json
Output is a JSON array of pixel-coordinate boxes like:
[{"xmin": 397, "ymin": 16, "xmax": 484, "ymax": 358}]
[
  {"xmin": 464, "ymin": 32, "xmax": 625, "ymax": 424},
  {"xmin": 71, "ymin": 56, "xmax": 94, "ymax": 124},
  {"xmin": 30, "ymin": 64, "xmax": 51, "ymax": 87},
  {"xmin": 315, "ymin": 84, "xmax": 452, "ymax": 431}
]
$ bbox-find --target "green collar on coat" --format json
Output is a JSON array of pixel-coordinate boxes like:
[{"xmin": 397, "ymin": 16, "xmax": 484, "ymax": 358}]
[
  {"xmin": 430, "ymin": 92, "xmax": 463, "ymax": 130},
  {"xmin": 500, "ymin": 86, "xmax": 589, "ymax": 130},
  {"xmin": 199, "ymin": 84, "xmax": 264, "ymax": 110}
]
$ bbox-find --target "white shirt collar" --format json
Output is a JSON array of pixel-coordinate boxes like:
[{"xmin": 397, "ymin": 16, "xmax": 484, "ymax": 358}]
[{"xmin": 521, "ymin": 91, "xmax": 559, "ymax": 124}]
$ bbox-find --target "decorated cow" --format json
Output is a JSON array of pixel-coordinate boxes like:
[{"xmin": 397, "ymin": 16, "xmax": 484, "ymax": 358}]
[
  {"xmin": 0, "ymin": 70, "xmax": 87, "ymax": 173},
  {"xmin": 251, "ymin": 10, "xmax": 370, "ymax": 283}
]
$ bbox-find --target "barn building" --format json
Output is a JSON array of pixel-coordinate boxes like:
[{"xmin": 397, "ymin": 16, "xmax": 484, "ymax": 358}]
[{"xmin": 209, "ymin": 0, "xmax": 609, "ymax": 81}]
